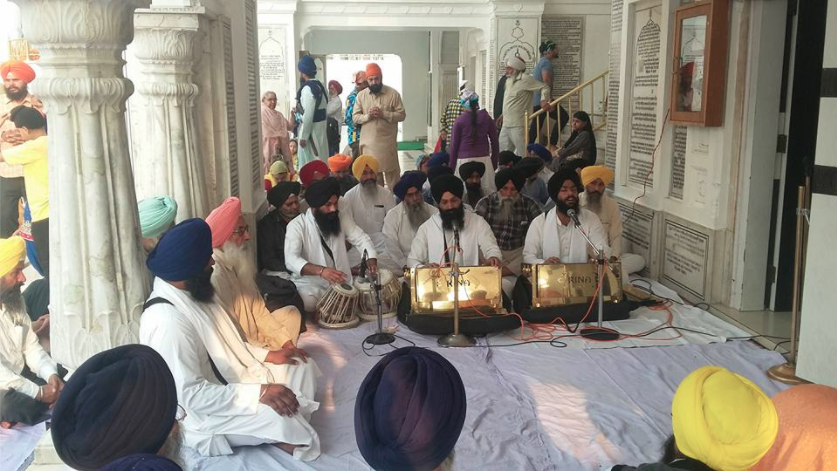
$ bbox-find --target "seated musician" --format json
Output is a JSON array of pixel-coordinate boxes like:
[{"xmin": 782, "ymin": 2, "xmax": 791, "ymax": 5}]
[
  {"xmin": 523, "ymin": 168, "xmax": 609, "ymax": 265},
  {"xmin": 383, "ymin": 171, "xmax": 438, "ymax": 272},
  {"xmin": 284, "ymin": 177, "xmax": 378, "ymax": 313},
  {"xmin": 408, "ymin": 174, "xmax": 502, "ymax": 269}
]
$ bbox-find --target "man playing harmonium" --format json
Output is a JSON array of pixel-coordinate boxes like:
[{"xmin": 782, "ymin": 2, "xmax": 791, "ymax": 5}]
[
  {"xmin": 523, "ymin": 168, "xmax": 609, "ymax": 265},
  {"xmin": 284, "ymin": 177, "xmax": 378, "ymax": 313}
]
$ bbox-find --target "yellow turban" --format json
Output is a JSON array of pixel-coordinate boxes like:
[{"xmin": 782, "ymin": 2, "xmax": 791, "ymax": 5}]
[
  {"xmin": 352, "ymin": 154, "xmax": 378, "ymax": 180},
  {"xmin": 581, "ymin": 165, "xmax": 615, "ymax": 187},
  {"xmin": 672, "ymin": 366, "xmax": 778, "ymax": 471},
  {"xmin": 1, "ymin": 236, "xmax": 26, "ymax": 278},
  {"xmin": 269, "ymin": 160, "xmax": 288, "ymax": 176}
]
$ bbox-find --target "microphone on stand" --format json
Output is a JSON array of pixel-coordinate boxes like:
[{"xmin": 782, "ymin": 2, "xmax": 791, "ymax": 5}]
[
  {"xmin": 359, "ymin": 249, "xmax": 368, "ymax": 280},
  {"xmin": 567, "ymin": 208, "xmax": 582, "ymax": 228}
]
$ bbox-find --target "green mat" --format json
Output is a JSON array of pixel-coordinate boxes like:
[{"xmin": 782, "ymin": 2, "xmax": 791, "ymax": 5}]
[{"xmin": 397, "ymin": 141, "xmax": 426, "ymax": 151}]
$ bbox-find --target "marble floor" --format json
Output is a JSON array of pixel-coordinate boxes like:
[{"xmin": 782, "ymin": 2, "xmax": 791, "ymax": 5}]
[{"xmin": 709, "ymin": 304, "xmax": 793, "ymax": 355}]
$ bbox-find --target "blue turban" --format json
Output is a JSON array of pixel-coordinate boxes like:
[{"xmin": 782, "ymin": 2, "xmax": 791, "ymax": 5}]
[
  {"xmin": 138, "ymin": 196, "xmax": 178, "ymax": 239},
  {"xmin": 146, "ymin": 218, "xmax": 213, "ymax": 282},
  {"xmin": 298, "ymin": 55, "xmax": 317, "ymax": 77},
  {"xmin": 52, "ymin": 345, "xmax": 178, "ymax": 471},
  {"xmin": 102, "ymin": 454, "xmax": 182, "ymax": 471},
  {"xmin": 427, "ymin": 152, "xmax": 450, "ymax": 168},
  {"xmin": 355, "ymin": 347, "xmax": 466, "ymax": 471},
  {"xmin": 393, "ymin": 171, "xmax": 428, "ymax": 201},
  {"xmin": 415, "ymin": 154, "xmax": 429, "ymax": 170},
  {"xmin": 527, "ymin": 143, "xmax": 552, "ymax": 163},
  {"xmin": 427, "ymin": 165, "xmax": 454, "ymax": 184}
]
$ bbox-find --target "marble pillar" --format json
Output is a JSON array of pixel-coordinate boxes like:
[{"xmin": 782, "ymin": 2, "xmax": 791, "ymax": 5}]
[
  {"xmin": 12, "ymin": 0, "xmax": 151, "ymax": 369},
  {"xmin": 131, "ymin": 8, "xmax": 209, "ymax": 220}
]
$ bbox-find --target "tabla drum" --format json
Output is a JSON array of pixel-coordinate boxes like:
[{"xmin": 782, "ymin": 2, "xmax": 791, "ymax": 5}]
[
  {"xmin": 354, "ymin": 270, "xmax": 402, "ymax": 322},
  {"xmin": 317, "ymin": 283, "xmax": 360, "ymax": 329}
]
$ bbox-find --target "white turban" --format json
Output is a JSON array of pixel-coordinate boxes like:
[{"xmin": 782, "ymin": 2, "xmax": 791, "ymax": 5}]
[{"xmin": 507, "ymin": 56, "xmax": 526, "ymax": 72}]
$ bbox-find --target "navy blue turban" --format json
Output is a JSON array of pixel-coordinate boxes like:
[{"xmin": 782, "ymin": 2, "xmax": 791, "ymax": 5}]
[
  {"xmin": 146, "ymin": 218, "xmax": 213, "ymax": 282},
  {"xmin": 495, "ymin": 168, "xmax": 526, "ymax": 192},
  {"xmin": 51, "ymin": 345, "xmax": 178, "ymax": 471},
  {"xmin": 306, "ymin": 177, "xmax": 341, "ymax": 209},
  {"xmin": 427, "ymin": 165, "xmax": 454, "ymax": 184},
  {"xmin": 101, "ymin": 454, "xmax": 182, "ymax": 471},
  {"xmin": 393, "ymin": 171, "xmax": 428, "ymax": 201},
  {"xmin": 431, "ymin": 174, "xmax": 465, "ymax": 203},
  {"xmin": 427, "ymin": 152, "xmax": 450, "ymax": 168},
  {"xmin": 458, "ymin": 161, "xmax": 485, "ymax": 180},
  {"xmin": 548, "ymin": 168, "xmax": 584, "ymax": 203},
  {"xmin": 499, "ymin": 150, "xmax": 521, "ymax": 167},
  {"xmin": 267, "ymin": 181, "xmax": 301, "ymax": 208},
  {"xmin": 298, "ymin": 55, "xmax": 317, "ymax": 77},
  {"xmin": 355, "ymin": 347, "xmax": 467, "ymax": 471},
  {"xmin": 515, "ymin": 156, "xmax": 544, "ymax": 179},
  {"xmin": 528, "ymin": 143, "xmax": 552, "ymax": 163}
]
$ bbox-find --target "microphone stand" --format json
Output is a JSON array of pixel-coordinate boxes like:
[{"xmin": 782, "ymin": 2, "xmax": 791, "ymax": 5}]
[
  {"xmin": 571, "ymin": 213, "xmax": 619, "ymax": 341},
  {"xmin": 439, "ymin": 225, "xmax": 476, "ymax": 347},
  {"xmin": 364, "ymin": 270, "xmax": 396, "ymax": 345}
]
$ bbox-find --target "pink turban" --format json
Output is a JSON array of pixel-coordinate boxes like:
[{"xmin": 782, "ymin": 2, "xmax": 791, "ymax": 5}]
[
  {"xmin": 328, "ymin": 80, "xmax": 343, "ymax": 95},
  {"xmin": 205, "ymin": 197, "xmax": 242, "ymax": 248},
  {"xmin": 0, "ymin": 60, "xmax": 36, "ymax": 83}
]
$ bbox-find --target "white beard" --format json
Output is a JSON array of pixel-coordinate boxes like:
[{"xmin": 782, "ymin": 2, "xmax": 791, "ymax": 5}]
[{"xmin": 216, "ymin": 241, "xmax": 258, "ymax": 291}]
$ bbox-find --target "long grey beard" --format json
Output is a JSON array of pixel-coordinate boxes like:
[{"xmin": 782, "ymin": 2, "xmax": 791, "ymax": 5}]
[
  {"xmin": 161, "ymin": 424, "xmax": 186, "ymax": 468},
  {"xmin": 585, "ymin": 192, "xmax": 603, "ymax": 215},
  {"xmin": 216, "ymin": 241, "xmax": 258, "ymax": 292},
  {"xmin": 361, "ymin": 179, "xmax": 379, "ymax": 198},
  {"xmin": 405, "ymin": 202, "xmax": 431, "ymax": 230},
  {"xmin": 0, "ymin": 286, "xmax": 24, "ymax": 313},
  {"xmin": 496, "ymin": 197, "xmax": 517, "ymax": 223}
]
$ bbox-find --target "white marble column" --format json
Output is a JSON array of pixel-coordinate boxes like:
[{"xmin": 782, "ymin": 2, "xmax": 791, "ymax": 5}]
[
  {"xmin": 131, "ymin": 8, "xmax": 209, "ymax": 220},
  {"xmin": 12, "ymin": 0, "xmax": 151, "ymax": 369}
]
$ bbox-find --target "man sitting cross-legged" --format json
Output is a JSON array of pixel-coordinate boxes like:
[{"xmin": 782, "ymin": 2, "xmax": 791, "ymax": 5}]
[{"xmin": 140, "ymin": 218, "xmax": 321, "ymax": 460}]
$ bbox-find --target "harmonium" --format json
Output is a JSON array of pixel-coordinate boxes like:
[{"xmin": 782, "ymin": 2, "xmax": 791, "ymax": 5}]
[
  {"xmin": 405, "ymin": 266, "xmax": 507, "ymax": 316},
  {"xmin": 521, "ymin": 262, "xmax": 623, "ymax": 307}
]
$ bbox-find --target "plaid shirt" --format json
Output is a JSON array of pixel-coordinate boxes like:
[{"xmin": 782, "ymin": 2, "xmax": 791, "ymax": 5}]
[
  {"xmin": 440, "ymin": 98, "xmax": 465, "ymax": 137},
  {"xmin": 475, "ymin": 193, "xmax": 542, "ymax": 250}
]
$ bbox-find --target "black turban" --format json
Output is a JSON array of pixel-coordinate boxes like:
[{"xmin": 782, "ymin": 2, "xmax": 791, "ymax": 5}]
[
  {"xmin": 355, "ymin": 347, "xmax": 466, "ymax": 471},
  {"xmin": 393, "ymin": 171, "xmax": 427, "ymax": 201},
  {"xmin": 431, "ymin": 174, "xmax": 464, "ymax": 203},
  {"xmin": 458, "ymin": 161, "xmax": 485, "ymax": 180},
  {"xmin": 514, "ymin": 157, "xmax": 544, "ymax": 178},
  {"xmin": 22, "ymin": 277, "xmax": 49, "ymax": 321},
  {"xmin": 495, "ymin": 168, "xmax": 525, "ymax": 192},
  {"xmin": 498, "ymin": 150, "xmax": 521, "ymax": 167},
  {"xmin": 548, "ymin": 168, "xmax": 584, "ymax": 203},
  {"xmin": 146, "ymin": 218, "xmax": 213, "ymax": 282},
  {"xmin": 427, "ymin": 165, "xmax": 454, "ymax": 184},
  {"xmin": 101, "ymin": 454, "xmax": 182, "ymax": 471},
  {"xmin": 305, "ymin": 177, "xmax": 341, "ymax": 208},
  {"xmin": 51, "ymin": 345, "xmax": 178, "ymax": 471},
  {"xmin": 267, "ymin": 181, "xmax": 301, "ymax": 208}
]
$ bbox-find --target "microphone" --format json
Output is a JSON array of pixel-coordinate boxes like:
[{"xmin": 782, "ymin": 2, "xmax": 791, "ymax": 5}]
[
  {"xmin": 567, "ymin": 208, "xmax": 582, "ymax": 227},
  {"xmin": 359, "ymin": 249, "xmax": 368, "ymax": 280}
]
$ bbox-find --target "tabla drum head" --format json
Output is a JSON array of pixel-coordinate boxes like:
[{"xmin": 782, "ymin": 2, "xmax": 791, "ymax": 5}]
[{"xmin": 334, "ymin": 283, "xmax": 358, "ymax": 295}]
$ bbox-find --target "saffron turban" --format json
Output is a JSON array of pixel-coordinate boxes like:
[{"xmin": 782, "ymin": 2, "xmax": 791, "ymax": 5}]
[
  {"xmin": 328, "ymin": 80, "xmax": 343, "ymax": 95},
  {"xmin": 306, "ymin": 177, "xmax": 341, "ymax": 209},
  {"xmin": 328, "ymin": 153, "xmax": 353, "ymax": 172},
  {"xmin": 548, "ymin": 169, "xmax": 583, "ymax": 203},
  {"xmin": 299, "ymin": 160, "xmax": 330, "ymax": 186},
  {"xmin": 101, "ymin": 454, "xmax": 182, "ymax": 471},
  {"xmin": 0, "ymin": 60, "xmax": 36, "ymax": 83},
  {"xmin": 146, "ymin": 218, "xmax": 213, "ymax": 282},
  {"xmin": 528, "ymin": 143, "xmax": 552, "ymax": 163},
  {"xmin": 298, "ymin": 55, "xmax": 317, "ymax": 77},
  {"xmin": 427, "ymin": 152, "xmax": 449, "ymax": 168},
  {"xmin": 515, "ymin": 157, "xmax": 544, "ymax": 179},
  {"xmin": 393, "ymin": 171, "xmax": 427, "ymax": 201},
  {"xmin": 137, "ymin": 196, "xmax": 178, "ymax": 239},
  {"xmin": 499, "ymin": 151, "xmax": 521, "ymax": 167},
  {"xmin": 51, "ymin": 345, "xmax": 178, "ymax": 471},
  {"xmin": 206, "ymin": 197, "xmax": 242, "ymax": 248},
  {"xmin": 672, "ymin": 366, "xmax": 778, "ymax": 471},
  {"xmin": 458, "ymin": 161, "xmax": 485, "ymax": 180},
  {"xmin": 352, "ymin": 154, "xmax": 379, "ymax": 180},
  {"xmin": 352, "ymin": 71, "xmax": 367, "ymax": 84},
  {"xmin": 267, "ymin": 181, "xmax": 301, "ymax": 208},
  {"xmin": 0, "ymin": 236, "xmax": 25, "ymax": 277},
  {"xmin": 366, "ymin": 62, "xmax": 382, "ymax": 78},
  {"xmin": 427, "ymin": 165, "xmax": 454, "ymax": 184},
  {"xmin": 355, "ymin": 347, "xmax": 466, "ymax": 471},
  {"xmin": 581, "ymin": 165, "xmax": 615, "ymax": 187},
  {"xmin": 269, "ymin": 160, "xmax": 288, "ymax": 176},
  {"xmin": 495, "ymin": 168, "xmax": 525, "ymax": 192},
  {"xmin": 431, "ymin": 174, "xmax": 464, "ymax": 203},
  {"xmin": 507, "ymin": 56, "xmax": 526, "ymax": 72}
]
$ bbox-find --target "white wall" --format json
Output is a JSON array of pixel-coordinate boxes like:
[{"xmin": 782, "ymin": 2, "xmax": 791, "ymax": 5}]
[{"xmin": 305, "ymin": 29, "xmax": 430, "ymax": 141}]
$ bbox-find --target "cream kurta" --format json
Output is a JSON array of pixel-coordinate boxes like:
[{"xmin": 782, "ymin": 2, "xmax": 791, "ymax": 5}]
[
  {"xmin": 581, "ymin": 192, "xmax": 623, "ymax": 257},
  {"xmin": 382, "ymin": 202, "xmax": 438, "ymax": 270},
  {"xmin": 140, "ymin": 279, "xmax": 321, "ymax": 459},
  {"xmin": 408, "ymin": 210, "xmax": 502, "ymax": 267},
  {"xmin": 211, "ymin": 248, "xmax": 302, "ymax": 350},
  {"xmin": 0, "ymin": 303, "xmax": 58, "ymax": 398},
  {"xmin": 352, "ymin": 85, "xmax": 406, "ymax": 173}
]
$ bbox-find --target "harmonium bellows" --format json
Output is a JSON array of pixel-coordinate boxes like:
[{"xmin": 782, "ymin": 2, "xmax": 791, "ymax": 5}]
[
  {"xmin": 407, "ymin": 266, "xmax": 505, "ymax": 316},
  {"xmin": 521, "ymin": 262, "xmax": 623, "ymax": 307}
]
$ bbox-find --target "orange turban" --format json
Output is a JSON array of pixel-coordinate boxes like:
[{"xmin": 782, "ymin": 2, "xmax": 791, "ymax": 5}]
[
  {"xmin": 366, "ymin": 63, "xmax": 382, "ymax": 78},
  {"xmin": 0, "ymin": 60, "xmax": 36, "ymax": 83},
  {"xmin": 205, "ymin": 197, "xmax": 242, "ymax": 248},
  {"xmin": 328, "ymin": 154, "xmax": 353, "ymax": 172}
]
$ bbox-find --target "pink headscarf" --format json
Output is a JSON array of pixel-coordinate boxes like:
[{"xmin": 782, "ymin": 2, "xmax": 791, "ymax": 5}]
[{"xmin": 205, "ymin": 197, "xmax": 241, "ymax": 248}]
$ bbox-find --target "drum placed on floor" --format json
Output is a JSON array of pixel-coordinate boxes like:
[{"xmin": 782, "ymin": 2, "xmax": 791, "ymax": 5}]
[
  {"xmin": 317, "ymin": 283, "xmax": 360, "ymax": 329},
  {"xmin": 354, "ymin": 269, "xmax": 402, "ymax": 322}
]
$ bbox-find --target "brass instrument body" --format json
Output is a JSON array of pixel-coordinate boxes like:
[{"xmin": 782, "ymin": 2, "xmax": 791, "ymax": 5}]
[
  {"xmin": 407, "ymin": 266, "xmax": 506, "ymax": 316},
  {"xmin": 521, "ymin": 262, "xmax": 623, "ymax": 307}
]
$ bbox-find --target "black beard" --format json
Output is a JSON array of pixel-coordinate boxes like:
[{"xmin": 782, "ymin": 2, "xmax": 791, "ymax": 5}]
[
  {"xmin": 465, "ymin": 183, "xmax": 482, "ymax": 194},
  {"xmin": 556, "ymin": 198, "xmax": 579, "ymax": 215},
  {"xmin": 661, "ymin": 435, "xmax": 677, "ymax": 463},
  {"xmin": 369, "ymin": 83, "xmax": 383, "ymax": 94},
  {"xmin": 439, "ymin": 205, "xmax": 465, "ymax": 231},
  {"xmin": 0, "ymin": 285, "xmax": 24, "ymax": 312},
  {"xmin": 5, "ymin": 86, "xmax": 27, "ymax": 102},
  {"xmin": 314, "ymin": 209, "xmax": 341, "ymax": 237},
  {"xmin": 185, "ymin": 267, "xmax": 215, "ymax": 302}
]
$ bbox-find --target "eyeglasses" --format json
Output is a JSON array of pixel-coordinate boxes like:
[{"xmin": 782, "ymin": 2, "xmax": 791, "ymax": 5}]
[
  {"xmin": 232, "ymin": 225, "xmax": 250, "ymax": 236},
  {"xmin": 176, "ymin": 404, "xmax": 187, "ymax": 421}
]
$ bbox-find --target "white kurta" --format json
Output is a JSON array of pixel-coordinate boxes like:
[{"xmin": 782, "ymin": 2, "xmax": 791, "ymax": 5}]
[
  {"xmin": 0, "ymin": 304, "xmax": 58, "ymax": 398},
  {"xmin": 382, "ymin": 202, "xmax": 439, "ymax": 270},
  {"xmin": 326, "ymin": 95, "xmax": 344, "ymax": 125},
  {"xmin": 340, "ymin": 184, "xmax": 396, "ymax": 266},
  {"xmin": 408, "ymin": 210, "xmax": 502, "ymax": 267},
  {"xmin": 298, "ymin": 84, "xmax": 328, "ymax": 166},
  {"xmin": 523, "ymin": 208, "xmax": 609, "ymax": 264},
  {"xmin": 140, "ymin": 279, "xmax": 321, "ymax": 459},
  {"xmin": 581, "ymin": 193, "xmax": 645, "ymax": 278},
  {"xmin": 538, "ymin": 165, "xmax": 554, "ymax": 186}
]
